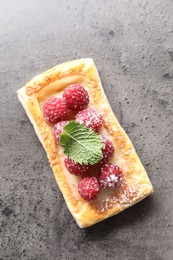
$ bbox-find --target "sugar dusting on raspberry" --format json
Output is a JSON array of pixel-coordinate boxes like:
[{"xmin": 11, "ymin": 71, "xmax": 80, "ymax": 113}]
[
  {"xmin": 63, "ymin": 84, "xmax": 89, "ymax": 111},
  {"xmin": 52, "ymin": 121, "xmax": 68, "ymax": 143},
  {"xmin": 64, "ymin": 157, "xmax": 89, "ymax": 176},
  {"xmin": 43, "ymin": 97, "xmax": 67, "ymax": 123},
  {"xmin": 100, "ymin": 136, "xmax": 114, "ymax": 164},
  {"xmin": 78, "ymin": 177, "xmax": 99, "ymax": 201},
  {"xmin": 98, "ymin": 164, "xmax": 123, "ymax": 189},
  {"xmin": 75, "ymin": 108, "xmax": 102, "ymax": 132}
]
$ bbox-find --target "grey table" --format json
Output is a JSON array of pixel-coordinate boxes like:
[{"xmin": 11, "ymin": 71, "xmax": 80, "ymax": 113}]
[{"xmin": 0, "ymin": 0, "xmax": 173, "ymax": 259}]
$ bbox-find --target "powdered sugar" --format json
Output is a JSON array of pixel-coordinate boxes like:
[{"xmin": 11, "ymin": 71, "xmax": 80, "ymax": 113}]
[
  {"xmin": 100, "ymin": 136, "xmax": 114, "ymax": 164},
  {"xmin": 64, "ymin": 157, "xmax": 89, "ymax": 176},
  {"xmin": 98, "ymin": 164, "xmax": 123, "ymax": 189},
  {"xmin": 75, "ymin": 108, "xmax": 102, "ymax": 132},
  {"xmin": 78, "ymin": 177, "xmax": 99, "ymax": 201},
  {"xmin": 63, "ymin": 84, "xmax": 89, "ymax": 110},
  {"xmin": 95, "ymin": 181, "xmax": 140, "ymax": 213},
  {"xmin": 43, "ymin": 97, "xmax": 67, "ymax": 123},
  {"xmin": 52, "ymin": 121, "xmax": 68, "ymax": 143}
]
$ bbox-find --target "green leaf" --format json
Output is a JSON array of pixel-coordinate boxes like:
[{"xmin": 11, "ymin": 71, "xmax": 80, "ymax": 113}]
[{"xmin": 60, "ymin": 121, "xmax": 103, "ymax": 165}]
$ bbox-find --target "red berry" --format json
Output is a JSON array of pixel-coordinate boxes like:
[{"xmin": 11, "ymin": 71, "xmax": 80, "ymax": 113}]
[
  {"xmin": 78, "ymin": 177, "xmax": 99, "ymax": 201},
  {"xmin": 75, "ymin": 108, "xmax": 102, "ymax": 132},
  {"xmin": 64, "ymin": 157, "xmax": 89, "ymax": 176},
  {"xmin": 100, "ymin": 137, "xmax": 114, "ymax": 164},
  {"xmin": 98, "ymin": 164, "xmax": 123, "ymax": 189},
  {"xmin": 43, "ymin": 97, "xmax": 67, "ymax": 123},
  {"xmin": 63, "ymin": 84, "xmax": 89, "ymax": 111},
  {"xmin": 52, "ymin": 121, "xmax": 68, "ymax": 143}
]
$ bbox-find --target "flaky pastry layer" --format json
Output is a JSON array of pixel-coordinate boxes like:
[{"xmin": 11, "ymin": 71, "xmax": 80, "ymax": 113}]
[{"xmin": 17, "ymin": 58, "xmax": 153, "ymax": 228}]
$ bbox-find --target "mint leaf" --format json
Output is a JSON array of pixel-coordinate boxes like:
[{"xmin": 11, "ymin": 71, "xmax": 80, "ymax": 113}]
[{"xmin": 60, "ymin": 121, "xmax": 103, "ymax": 165}]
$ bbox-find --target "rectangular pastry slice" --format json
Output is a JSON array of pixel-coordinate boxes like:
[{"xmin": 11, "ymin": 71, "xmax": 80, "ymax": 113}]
[{"xmin": 17, "ymin": 58, "xmax": 154, "ymax": 228}]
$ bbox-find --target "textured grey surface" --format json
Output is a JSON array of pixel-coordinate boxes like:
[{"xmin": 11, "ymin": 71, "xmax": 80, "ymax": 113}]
[{"xmin": 0, "ymin": 0, "xmax": 173, "ymax": 259}]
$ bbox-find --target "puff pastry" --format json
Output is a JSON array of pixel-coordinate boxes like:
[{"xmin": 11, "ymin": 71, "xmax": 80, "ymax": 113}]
[{"xmin": 17, "ymin": 58, "xmax": 154, "ymax": 228}]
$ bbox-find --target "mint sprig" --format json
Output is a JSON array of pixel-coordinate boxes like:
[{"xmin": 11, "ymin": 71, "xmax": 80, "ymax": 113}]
[{"xmin": 60, "ymin": 121, "xmax": 103, "ymax": 165}]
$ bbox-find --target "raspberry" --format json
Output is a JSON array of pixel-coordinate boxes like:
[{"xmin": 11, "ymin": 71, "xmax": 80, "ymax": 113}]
[
  {"xmin": 100, "ymin": 137, "xmax": 114, "ymax": 164},
  {"xmin": 98, "ymin": 164, "xmax": 123, "ymax": 189},
  {"xmin": 63, "ymin": 84, "xmax": 89, "ymax": 111},
  {"xmin": 43, "ymin": 97, "xmax": 67, "ymax": 123},
  {"xmin": 75, "ymin": 108, "xmax": 102, "ymax": 132},
  {"xmin": 52, "ymin": 121, "xmax": 68, "ymax": 143},
  {"xmin": 64, "ymin": 157, "xmax": 89, "ymax": 176},
  {"xmin": 78, "ymin": 177, "xmax": 99, "ymax": 201}
]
